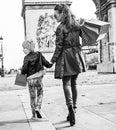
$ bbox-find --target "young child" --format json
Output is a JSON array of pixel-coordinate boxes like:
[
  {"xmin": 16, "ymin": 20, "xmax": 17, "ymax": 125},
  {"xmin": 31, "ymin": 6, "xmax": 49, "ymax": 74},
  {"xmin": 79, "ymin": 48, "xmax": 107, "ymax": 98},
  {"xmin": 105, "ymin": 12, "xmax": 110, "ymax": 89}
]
[{"xmin": 21, "ymin": 40, "xmax": 52, "ymax": 119}]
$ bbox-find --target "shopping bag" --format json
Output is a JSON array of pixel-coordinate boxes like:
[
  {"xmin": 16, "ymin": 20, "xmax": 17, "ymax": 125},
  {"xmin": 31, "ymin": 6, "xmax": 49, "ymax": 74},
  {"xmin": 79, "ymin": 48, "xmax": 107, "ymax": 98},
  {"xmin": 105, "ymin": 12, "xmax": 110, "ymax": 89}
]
[
  {"xmin": 80, "ymin": 19, "xmax": 110, "ymax": 46},
  {"xmin": 15, "ymin": 74, "xmax": 27, "ymax": 87}
]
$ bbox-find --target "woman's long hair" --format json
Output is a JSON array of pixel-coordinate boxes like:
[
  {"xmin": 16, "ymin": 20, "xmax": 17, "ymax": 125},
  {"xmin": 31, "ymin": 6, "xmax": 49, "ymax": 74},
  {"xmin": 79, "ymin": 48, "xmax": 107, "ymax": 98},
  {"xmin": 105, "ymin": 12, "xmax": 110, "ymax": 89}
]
[{"xmin": 54, "ymin": 4, "xmax": 79, "ymax": 30}]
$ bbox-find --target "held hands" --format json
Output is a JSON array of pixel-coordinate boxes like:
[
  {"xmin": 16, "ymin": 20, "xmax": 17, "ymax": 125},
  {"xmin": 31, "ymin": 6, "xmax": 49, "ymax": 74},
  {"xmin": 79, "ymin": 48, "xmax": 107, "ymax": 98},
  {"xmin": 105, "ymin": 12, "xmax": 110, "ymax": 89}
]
[{"xmin": 17, "ymin": 69, "xmax": 21, "ymax": 74}]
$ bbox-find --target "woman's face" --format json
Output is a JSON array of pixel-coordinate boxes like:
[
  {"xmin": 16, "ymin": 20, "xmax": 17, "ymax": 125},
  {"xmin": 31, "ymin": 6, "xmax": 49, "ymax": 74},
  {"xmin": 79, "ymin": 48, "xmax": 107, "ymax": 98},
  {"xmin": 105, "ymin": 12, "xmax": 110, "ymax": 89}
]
[{"xmin": 54, "ymin": 10, "xmax": 63, "ymax": 23}]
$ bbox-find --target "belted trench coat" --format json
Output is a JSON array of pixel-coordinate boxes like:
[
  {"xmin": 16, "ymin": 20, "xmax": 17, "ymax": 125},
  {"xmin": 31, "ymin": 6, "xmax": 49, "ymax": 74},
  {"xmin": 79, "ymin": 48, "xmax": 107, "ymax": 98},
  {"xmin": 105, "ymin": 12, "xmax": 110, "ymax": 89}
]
[{"xmin": 51, "ymin": 23, "xmax": 86, "ymax": 79}]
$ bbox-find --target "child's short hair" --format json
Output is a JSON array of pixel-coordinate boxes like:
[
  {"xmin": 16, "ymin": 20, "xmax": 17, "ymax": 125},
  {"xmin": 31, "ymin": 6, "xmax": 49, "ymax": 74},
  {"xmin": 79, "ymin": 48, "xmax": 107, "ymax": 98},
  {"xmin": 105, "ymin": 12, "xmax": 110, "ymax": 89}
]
[{"xmin": 22, "ymin": 40, "xmax": 35, "ymax": 51}]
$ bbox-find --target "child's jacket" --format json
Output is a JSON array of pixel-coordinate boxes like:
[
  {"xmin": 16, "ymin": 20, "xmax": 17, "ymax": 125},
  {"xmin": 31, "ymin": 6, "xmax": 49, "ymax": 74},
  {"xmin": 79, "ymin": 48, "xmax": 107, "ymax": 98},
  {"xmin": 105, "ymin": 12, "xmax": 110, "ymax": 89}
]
[{"xmin": 21, "ymin": 51, "xmax": 51, "ymax": 77}]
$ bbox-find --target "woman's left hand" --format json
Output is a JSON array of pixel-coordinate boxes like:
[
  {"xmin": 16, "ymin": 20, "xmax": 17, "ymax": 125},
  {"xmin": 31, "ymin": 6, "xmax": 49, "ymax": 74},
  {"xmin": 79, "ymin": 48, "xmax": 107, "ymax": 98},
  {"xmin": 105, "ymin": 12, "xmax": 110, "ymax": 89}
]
[{"xmin": 79, "ymin": 18, "xmax": 85, "ymax": 26}]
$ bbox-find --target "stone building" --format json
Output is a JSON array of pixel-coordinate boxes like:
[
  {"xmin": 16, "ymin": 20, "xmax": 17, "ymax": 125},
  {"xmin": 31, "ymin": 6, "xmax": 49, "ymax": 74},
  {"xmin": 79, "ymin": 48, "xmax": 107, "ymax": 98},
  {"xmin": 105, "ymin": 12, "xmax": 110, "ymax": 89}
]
[
  {"xmin": 21, "ymin": 0, "xmax": 71, "ymax": 61},
  {"xmin": 21, "ymin": 0, "xmax": 116, "ymax": 73},
  {"xmin": 92, "ymin": 0, "xmax": 116, "ymax": 73}
]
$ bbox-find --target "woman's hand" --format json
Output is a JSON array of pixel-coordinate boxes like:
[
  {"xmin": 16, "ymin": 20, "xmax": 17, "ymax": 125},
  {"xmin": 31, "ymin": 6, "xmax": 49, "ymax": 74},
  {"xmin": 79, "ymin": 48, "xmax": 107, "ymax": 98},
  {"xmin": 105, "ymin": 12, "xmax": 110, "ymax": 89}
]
[{"xmin": 78, "ymin": 18, "xmax": 85, "ymax": 26}]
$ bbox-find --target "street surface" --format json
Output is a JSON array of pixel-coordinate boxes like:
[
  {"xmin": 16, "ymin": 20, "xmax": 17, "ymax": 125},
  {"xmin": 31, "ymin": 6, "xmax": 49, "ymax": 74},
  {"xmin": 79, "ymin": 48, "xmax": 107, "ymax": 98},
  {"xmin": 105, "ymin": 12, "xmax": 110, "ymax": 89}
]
[{"xmin": 0, "ymin": 70, "xmax": 116, "ymax": 130}]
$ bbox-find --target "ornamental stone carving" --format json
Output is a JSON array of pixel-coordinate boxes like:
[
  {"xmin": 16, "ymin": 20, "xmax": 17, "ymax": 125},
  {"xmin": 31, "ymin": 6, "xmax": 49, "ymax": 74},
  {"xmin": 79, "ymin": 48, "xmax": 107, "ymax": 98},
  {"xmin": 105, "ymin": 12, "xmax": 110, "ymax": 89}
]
[{"xmin": 36, "ymin": 13, "xmax": 58, "ymax": 52}]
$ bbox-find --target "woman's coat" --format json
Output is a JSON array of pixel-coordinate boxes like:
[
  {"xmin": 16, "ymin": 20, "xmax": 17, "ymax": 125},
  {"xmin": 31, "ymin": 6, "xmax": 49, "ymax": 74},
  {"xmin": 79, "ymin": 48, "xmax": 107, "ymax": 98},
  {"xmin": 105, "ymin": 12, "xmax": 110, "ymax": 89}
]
[{"xmin": 51, "ymin": 23, "xmax": 86, "ymax": 79}]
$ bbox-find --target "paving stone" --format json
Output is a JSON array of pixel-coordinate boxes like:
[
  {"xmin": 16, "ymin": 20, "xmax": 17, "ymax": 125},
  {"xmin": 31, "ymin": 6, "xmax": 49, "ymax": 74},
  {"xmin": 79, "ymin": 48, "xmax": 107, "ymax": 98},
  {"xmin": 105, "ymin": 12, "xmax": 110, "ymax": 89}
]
[{"xmin": 84, "ymin": 103, "xmax": 116, "ymax": 124}]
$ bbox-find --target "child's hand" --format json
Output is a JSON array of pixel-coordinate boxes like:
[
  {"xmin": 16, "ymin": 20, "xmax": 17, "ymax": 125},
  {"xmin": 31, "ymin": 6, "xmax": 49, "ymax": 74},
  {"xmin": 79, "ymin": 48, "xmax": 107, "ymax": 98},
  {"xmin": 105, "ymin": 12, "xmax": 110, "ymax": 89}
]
[{"xmin": 17, "ymin": 69, "xmax": 21, "ymax": 74}]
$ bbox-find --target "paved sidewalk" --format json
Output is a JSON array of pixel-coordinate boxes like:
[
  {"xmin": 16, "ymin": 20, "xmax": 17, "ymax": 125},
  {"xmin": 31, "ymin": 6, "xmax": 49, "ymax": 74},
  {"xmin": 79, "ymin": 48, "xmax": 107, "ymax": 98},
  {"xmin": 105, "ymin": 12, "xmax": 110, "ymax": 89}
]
[
  {"xmin": 0, "ymin": 90, "xmax": 30, "ymax": 130},
  {"xmin": 0, "ymin": 71, "xmax": 116, "ymax": 130},
  {"xmin": 0, "ymin": 89, "xmax": 55, "ymax": 130},
  {"xmin": 42, "ymin": 84, "xmax": 116, "ymax": 130}
]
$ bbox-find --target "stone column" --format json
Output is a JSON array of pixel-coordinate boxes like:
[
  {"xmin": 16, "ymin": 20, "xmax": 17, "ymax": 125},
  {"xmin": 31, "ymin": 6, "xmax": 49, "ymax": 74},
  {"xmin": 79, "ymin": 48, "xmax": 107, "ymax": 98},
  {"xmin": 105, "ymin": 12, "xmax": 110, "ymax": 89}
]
[
  {"xmin": 107, "ymin": 0, "xmax": 116, "ymax": 72},
  {"xmin": 97, "ymin": 0, "xmax": 116, "ymax": 73},
  {"xmin": 108, "ymin": 1, "xmax": 116, "ymax": 65},
  {"xmin": 108, "ymin": 1, "xmax": 116, "ymax": 42}
]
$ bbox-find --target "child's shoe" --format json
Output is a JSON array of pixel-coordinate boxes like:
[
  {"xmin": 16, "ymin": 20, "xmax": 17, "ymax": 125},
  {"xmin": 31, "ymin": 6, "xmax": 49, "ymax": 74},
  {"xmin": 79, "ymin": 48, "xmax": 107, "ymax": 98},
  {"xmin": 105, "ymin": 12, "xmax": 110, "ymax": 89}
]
[{"xmin": 35, "ymin": 109, "xmax": 42, "ymax": 118}]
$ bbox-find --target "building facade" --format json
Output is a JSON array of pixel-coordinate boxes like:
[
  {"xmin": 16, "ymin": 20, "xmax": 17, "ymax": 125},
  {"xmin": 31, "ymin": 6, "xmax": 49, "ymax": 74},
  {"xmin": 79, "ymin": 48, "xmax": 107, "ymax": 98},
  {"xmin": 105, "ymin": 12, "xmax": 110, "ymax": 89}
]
[
  {"xmin": 92, "ymin": 0, "xmax": 116, "ymax": 73},
  {"xmin": 21, "ymin": 0, "xmax": 71, "ymax": 62},
  {"xmin": 22, "ymin": 0, "xmax": 116, "ymax": 73}
]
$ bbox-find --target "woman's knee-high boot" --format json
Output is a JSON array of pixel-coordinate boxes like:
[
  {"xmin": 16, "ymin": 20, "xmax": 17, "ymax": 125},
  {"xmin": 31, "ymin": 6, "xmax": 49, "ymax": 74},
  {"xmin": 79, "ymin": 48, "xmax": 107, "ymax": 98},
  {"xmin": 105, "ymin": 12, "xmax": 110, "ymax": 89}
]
[{"xmin": 68, "ymin": 105, "xmax": 75, "ymax": 126}]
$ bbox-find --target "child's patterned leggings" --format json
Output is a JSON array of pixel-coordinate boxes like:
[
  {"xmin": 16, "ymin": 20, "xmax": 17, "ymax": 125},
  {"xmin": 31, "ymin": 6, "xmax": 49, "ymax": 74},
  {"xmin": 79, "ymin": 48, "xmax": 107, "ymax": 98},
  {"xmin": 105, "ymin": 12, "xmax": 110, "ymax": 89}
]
[{"xmin": 27, "ymin": 77, "xmax": 43, "ymax": 116}]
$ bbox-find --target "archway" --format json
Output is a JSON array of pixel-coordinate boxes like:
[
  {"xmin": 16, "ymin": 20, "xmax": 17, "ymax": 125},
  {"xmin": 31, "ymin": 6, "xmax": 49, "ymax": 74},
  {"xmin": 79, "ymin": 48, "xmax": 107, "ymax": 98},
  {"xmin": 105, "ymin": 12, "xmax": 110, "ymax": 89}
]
[
  {"xmin": 71, "ymin": 0, "xmax": 97, "ymax": 19},
  {"xmin": 22, "ymin": 0, "xmax": 116, "ymax": 73}
]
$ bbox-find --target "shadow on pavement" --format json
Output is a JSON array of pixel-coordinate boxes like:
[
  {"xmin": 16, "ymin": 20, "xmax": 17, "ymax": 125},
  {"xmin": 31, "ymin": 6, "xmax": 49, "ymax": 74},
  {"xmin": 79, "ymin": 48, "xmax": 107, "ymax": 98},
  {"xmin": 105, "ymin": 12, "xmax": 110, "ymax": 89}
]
[{"xmin": 0, "ymin": 119, "xmax": 28, "ymax": 126}]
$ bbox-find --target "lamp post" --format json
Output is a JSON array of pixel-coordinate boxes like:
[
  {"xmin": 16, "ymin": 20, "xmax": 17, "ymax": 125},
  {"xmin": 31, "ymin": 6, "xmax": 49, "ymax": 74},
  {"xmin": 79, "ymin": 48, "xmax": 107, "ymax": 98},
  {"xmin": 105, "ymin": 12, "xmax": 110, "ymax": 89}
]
[{"xmin": 0, "ymin": 36, "xmax": 4, "ymax": 77}]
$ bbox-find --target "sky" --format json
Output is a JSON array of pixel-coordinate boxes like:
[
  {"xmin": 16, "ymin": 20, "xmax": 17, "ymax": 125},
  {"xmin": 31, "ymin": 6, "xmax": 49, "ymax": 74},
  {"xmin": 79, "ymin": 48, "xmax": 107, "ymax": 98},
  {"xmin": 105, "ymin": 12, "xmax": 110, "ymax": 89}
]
[{"xmin": 0, "ymin": 0, "xmax": 96, "ymax": 70}]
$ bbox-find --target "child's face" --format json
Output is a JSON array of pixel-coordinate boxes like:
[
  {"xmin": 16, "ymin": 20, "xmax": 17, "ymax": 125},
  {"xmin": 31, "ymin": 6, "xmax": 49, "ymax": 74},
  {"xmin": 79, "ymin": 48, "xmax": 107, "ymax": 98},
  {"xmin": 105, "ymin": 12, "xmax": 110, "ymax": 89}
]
[{"xmin": 23, "ymin": 48, "xmax": 30, "ymax": 55}]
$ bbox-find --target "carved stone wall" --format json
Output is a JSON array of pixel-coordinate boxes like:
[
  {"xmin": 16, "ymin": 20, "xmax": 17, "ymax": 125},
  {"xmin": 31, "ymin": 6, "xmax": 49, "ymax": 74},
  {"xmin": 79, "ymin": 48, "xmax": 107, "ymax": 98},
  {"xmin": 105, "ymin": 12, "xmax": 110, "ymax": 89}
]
[
  {"xmin": 96, "ymin": 0, "xmax": 116, "ymax": 73},
  {"xmin": 21, "ymin": 0, "xmax": 71, "ymax": 67},
  {"xmin": 36, "ymin": 13, "xmax": 58, "ymax": 52},
  {"xmin": 22, "ymin": 0, "xmax": 71, "ymax": 52},
  {"xmin": 22, "ymin": 0, "xmax": 116, "ymax": 73}
]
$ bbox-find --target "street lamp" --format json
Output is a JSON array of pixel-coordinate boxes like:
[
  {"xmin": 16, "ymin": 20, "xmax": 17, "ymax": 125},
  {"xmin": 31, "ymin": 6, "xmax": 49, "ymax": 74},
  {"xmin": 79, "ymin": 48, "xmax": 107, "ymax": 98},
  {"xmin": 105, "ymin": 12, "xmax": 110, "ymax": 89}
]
[{"xmin": 0, "ymin": 36, "xmax": 4, "ymax": 77}]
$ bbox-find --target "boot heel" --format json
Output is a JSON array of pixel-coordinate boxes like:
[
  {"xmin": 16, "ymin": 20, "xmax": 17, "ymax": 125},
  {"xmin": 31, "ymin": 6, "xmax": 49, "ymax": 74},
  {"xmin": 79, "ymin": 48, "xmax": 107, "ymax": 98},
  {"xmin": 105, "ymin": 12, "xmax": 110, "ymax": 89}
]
[
  {"xmin": 68, "ymin": 105, "xmax": 75, "ymax": 126},
  {"xmin": 67, "ymin": 113, "xmax": 70, "ymax": 121}
]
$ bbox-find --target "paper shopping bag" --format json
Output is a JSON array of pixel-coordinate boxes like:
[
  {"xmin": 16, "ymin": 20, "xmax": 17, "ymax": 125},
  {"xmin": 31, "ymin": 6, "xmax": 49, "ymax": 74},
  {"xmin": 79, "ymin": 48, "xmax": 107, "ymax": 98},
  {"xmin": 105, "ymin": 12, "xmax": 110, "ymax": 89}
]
[
  {"xmin": 15, "ymin": 74, "xmax": 27, "ymax": 87},
  {"xmin": 80, "ymin": 19, "xmax": 110, "ymax": 46}
]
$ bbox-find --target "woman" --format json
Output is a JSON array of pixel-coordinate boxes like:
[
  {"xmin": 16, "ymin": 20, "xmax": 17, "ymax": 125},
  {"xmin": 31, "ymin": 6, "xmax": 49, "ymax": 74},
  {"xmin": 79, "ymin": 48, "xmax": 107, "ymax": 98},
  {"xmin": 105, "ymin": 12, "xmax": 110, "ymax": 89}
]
[{"xmin": 50, "ymin": 4, "xmax": 86, "ymax": 126}]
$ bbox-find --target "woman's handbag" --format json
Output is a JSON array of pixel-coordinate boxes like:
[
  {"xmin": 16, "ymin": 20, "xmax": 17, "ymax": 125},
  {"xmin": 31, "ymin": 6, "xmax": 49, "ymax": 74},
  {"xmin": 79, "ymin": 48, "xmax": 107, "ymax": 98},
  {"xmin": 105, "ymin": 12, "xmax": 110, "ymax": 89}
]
[{"xmin": 15, "ymin": 74, "xmax": 27, "ymax": 87}]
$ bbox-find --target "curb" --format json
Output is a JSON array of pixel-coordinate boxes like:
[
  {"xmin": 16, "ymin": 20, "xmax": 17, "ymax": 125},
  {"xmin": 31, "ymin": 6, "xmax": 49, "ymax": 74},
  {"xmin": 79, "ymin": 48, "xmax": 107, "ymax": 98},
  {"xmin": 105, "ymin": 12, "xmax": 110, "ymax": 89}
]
[{"xmin": 16, "ymin": 90, "xmax": 56, "ymax": 130}]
